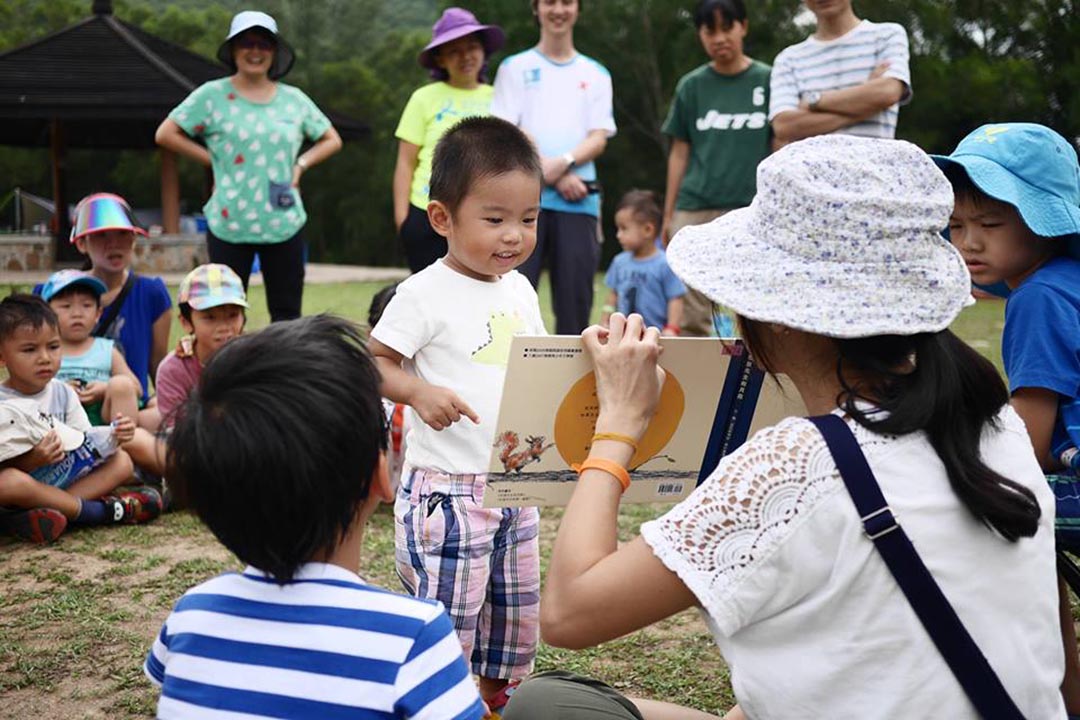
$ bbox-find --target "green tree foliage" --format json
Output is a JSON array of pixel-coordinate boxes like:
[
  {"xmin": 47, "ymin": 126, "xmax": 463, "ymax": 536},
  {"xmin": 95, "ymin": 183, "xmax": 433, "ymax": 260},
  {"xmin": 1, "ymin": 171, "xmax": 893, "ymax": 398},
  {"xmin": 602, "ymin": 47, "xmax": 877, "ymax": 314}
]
[{"xmin": 1, "ymin": 0, "xmax": 1076, "ymax": 265}]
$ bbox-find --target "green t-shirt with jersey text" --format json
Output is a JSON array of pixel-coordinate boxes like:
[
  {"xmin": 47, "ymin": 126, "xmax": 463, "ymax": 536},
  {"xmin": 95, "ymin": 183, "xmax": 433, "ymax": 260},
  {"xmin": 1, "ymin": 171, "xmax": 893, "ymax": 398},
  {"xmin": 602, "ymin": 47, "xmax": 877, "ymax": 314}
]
[
  {"xmin": 662, "ymin": 60, "xmax": 771, "ymax": 211},
  {"xmin": 169, "ymin": 78, "xmax": 332, "ymax": 244},
  {"xmin": 395, "ymin": 82, "xmax": 494, "ymax": 209}
]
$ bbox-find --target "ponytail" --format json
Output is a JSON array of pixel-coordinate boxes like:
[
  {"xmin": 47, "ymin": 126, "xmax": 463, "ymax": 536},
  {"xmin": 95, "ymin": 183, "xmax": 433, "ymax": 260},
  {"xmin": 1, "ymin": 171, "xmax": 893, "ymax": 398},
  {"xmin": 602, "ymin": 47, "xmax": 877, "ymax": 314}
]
[{"xmin": 834, "ymin": 330, "xmax": 1040, "ymax": 541}]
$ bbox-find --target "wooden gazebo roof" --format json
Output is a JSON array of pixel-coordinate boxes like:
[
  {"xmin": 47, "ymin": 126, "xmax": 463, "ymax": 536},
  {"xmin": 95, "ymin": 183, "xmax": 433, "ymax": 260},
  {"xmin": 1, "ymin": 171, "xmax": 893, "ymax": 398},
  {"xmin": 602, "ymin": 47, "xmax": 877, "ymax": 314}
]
[
  {"xmin": 0, "ymin": 1, "xmax": 368, "ymax": 148},
  {"xmin": 0, "ymin": 0, "xmax": 366, "ymax": 258}
]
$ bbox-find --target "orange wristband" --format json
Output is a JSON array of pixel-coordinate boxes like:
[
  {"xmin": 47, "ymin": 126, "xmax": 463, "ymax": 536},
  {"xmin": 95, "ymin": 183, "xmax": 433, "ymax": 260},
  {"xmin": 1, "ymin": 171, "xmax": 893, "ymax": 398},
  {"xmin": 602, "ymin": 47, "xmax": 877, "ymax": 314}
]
[
  {"xmin": 572, "ymin": 457, "xmax": 631, "ymax": 493},
  {"xmin": 591, "ymin": 432, "xmax": 638, "ymax": 453}
]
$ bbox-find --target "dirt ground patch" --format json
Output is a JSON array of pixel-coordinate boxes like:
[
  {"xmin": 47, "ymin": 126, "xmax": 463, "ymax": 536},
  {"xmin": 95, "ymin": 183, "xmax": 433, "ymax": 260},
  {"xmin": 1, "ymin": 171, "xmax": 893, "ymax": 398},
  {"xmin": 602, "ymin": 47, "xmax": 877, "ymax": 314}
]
[{"xmin": 0, "ymin": 506, "xmax": 733, "ymax": 718}]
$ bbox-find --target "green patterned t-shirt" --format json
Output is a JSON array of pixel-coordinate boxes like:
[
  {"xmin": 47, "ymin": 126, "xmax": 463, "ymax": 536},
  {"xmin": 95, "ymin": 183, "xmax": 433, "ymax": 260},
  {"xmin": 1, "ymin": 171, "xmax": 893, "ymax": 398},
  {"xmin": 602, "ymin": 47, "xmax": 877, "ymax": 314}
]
[{"xmin": 169, "ymin": 78, "xmax": 332, "ymax": 244}]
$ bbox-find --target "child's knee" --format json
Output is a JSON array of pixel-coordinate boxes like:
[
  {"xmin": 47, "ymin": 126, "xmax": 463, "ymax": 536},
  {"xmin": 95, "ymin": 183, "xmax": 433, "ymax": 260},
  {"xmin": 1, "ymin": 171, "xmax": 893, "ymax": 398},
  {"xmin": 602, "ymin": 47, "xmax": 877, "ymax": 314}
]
[
  {"xmin": 106, "ymin": 376, "xmax": 138, "ymax": 400},
  {"xmin": 101, "ymin": 449, "xmax": 135, "ymax": 484},
  {"xmin": 0, "ymin": 467, "xmax": 35, "ymax": 497}
]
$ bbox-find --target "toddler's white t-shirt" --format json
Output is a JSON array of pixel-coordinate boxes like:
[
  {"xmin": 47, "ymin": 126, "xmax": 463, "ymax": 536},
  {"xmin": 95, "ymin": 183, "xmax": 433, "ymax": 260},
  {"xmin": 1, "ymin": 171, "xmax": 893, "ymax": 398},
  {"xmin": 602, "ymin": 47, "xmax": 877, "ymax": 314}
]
[{"xmin": 371, "ymin": 261, "xmax": 546, "ymax": 474}]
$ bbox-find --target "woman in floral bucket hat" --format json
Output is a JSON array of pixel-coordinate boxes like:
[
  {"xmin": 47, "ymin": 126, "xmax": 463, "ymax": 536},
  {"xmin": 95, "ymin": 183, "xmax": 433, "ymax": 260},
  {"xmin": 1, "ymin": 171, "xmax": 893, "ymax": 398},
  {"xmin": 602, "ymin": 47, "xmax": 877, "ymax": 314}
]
[
  {"xmin": 392, "ymin": 7, "xmax": 505, "ymax": 273},
  {"xmin": 503, "ymin": 137, "xmax": 1065, "ymax": 719},
  {"xmin": 156, "ymin": 10, "xmax": 342, "ymax": 323}
]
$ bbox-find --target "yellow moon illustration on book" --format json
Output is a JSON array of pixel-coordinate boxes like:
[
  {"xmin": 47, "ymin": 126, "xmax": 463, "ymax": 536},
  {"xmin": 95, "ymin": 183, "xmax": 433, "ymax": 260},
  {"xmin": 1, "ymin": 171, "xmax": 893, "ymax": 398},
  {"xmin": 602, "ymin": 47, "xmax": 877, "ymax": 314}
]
[{"xmin": 554, "ymin": 370, "xmax": 685, "ymax": 470}]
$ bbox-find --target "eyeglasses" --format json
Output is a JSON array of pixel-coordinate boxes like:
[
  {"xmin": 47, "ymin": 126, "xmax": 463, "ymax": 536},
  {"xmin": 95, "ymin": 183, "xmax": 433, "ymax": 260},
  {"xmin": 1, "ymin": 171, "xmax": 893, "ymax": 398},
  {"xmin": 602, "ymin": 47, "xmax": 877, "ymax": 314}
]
[{"xmin": 234, "ymin": 37, "xmax": 275, "ymax": 51}]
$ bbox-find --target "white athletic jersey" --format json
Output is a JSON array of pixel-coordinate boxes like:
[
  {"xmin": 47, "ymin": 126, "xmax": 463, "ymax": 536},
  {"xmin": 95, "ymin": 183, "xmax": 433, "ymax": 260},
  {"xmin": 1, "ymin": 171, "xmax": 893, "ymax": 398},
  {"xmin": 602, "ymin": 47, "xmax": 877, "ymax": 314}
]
[{"xmin": 491, "ymin": 48, "xmax": 616, "ymax": 216}]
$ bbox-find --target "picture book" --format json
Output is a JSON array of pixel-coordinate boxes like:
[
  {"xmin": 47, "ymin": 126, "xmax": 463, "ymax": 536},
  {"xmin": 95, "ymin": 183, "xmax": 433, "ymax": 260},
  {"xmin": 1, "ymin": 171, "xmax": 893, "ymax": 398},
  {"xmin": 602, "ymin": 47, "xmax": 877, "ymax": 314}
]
[{"xmin": 483, "ymin": 335, "xmax": 805, "ymax": 508}]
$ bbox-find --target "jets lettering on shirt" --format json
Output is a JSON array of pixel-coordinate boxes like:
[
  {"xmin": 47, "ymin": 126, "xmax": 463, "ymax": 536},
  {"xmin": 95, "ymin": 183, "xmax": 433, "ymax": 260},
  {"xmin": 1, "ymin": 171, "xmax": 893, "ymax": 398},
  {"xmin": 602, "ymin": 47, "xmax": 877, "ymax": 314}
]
[
  {"xmin": 695, "ymin": 111, "xmax": 767, "ymax": 131},
  {"xmin": 694, "ymin": 85, "xmax": 767, "ymax": 132}
]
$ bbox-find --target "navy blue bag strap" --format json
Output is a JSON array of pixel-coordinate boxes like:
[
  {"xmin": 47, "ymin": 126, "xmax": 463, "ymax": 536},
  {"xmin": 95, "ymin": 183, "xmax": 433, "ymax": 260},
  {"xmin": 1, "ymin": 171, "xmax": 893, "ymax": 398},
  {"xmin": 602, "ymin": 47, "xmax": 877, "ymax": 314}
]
[
  {"xmin": 806, "ymin": 414, "xmax": 1025, "ymax": 720},
  {"xmin": 93, "ymin": 271, "xmax": 135, "ymax": 338}
]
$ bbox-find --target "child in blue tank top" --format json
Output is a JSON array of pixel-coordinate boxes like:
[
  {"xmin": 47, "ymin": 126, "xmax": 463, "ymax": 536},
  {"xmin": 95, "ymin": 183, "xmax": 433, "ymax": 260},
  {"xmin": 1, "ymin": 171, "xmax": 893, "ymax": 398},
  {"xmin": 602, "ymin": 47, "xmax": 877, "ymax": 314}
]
[{"xmin": 41, "ymin": 270, "xmax": 142, "ymax": 427}]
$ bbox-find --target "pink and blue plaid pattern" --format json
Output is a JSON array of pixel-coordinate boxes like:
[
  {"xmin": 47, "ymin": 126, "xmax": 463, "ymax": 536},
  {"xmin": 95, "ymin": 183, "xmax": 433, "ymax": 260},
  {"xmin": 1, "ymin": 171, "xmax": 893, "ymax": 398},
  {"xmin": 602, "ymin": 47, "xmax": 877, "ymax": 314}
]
[{"xmin": 395, "ymin": 468, "xmax": 540, "ymax": 680}]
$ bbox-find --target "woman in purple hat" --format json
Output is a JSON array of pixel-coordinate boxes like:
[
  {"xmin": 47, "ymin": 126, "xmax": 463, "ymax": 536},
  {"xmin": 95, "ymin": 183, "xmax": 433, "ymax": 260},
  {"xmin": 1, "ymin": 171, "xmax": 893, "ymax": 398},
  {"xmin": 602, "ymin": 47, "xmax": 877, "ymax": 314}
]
[{"xmin": 392, "ymin": 7, "xmax": 505, "ymax": 273}]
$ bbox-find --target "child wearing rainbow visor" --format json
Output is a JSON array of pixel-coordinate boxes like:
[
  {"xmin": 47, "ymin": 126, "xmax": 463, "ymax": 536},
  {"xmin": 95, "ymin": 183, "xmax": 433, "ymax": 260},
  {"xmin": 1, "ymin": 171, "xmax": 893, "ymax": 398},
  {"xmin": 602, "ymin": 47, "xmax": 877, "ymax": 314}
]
[{"xmin": 61, "ymin": 193, "xmax": 172, "ymax": 429}]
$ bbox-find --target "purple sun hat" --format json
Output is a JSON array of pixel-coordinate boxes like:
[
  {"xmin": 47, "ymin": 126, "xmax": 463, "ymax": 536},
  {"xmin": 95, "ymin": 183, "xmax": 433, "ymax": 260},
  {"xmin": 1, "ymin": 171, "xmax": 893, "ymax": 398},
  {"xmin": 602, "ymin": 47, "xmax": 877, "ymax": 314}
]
[{"xmin": 418, "ymin": 8, "xmax": 505, "ymax": 81}]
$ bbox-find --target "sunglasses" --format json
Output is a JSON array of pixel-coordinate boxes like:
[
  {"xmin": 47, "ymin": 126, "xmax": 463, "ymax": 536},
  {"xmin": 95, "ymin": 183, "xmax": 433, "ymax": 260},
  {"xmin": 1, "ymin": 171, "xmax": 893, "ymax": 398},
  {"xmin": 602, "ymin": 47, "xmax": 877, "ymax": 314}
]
[{"xmin": 234, "ymin": 37, "xmax": 275, "ymax": 51}]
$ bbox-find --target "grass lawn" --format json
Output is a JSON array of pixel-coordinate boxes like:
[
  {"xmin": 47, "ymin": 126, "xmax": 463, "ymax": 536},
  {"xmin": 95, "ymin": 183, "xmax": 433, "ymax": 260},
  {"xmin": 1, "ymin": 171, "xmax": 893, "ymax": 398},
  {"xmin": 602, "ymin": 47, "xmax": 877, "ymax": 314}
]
[{"xmin": 0, "ymin": 277, "xmax": 1008, "ymax": 718}]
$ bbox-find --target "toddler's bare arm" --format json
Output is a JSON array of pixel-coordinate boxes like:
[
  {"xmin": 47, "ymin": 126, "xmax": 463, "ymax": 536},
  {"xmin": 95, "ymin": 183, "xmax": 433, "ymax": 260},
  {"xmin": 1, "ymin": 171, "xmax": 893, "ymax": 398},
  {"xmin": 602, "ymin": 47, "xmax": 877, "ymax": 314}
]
[{"xmin": 368, "ymin": 337, "xmax": 479, "ymax": 431}]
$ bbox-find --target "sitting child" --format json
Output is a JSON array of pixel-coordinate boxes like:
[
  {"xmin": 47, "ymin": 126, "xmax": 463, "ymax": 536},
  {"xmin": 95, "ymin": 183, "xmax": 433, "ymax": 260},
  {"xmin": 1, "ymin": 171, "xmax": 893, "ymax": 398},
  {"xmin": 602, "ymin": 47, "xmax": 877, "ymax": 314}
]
[
  {"xmin": 123, "ymin": 264, "xmax": 248, "ymax": 479},
  {"xmin": 146, "ymin": 315, "xmax": 485, "ymax": 719},
  {"xmin": 602, "ymin": 190, "xmax": 686, "ymax": 335},
  {"xmin": 157, "ymin": 264, "xmax": 247, "ymax": 426},
  {"xmin": 64, "ymin": 192, "xmax": 172, "ymax": 429},
  {"xmin": 0, "ymin": 294, "xmax": 161, "ymax": 544},
  {"xmin": 368, "ymin": 281, "xmax": 407, "ymax": 494},
  {"xmin": 41, "ymin": 269, "xmax": 142, "ymax": 426}
]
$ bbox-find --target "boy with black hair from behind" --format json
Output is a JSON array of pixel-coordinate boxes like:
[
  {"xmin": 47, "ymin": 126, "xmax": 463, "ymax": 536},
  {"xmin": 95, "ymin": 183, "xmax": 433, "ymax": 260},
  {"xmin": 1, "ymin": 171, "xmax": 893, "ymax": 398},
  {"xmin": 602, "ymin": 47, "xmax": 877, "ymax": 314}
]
[{"xmin": 146, "ymin": 314, "xmax": 485, "ymax": 719}]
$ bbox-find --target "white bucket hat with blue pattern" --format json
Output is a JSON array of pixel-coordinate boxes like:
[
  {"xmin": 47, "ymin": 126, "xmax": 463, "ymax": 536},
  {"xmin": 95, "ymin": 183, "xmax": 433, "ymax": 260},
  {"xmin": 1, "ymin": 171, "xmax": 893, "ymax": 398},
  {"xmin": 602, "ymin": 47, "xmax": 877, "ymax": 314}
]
[{"xmin": 666, "ymin": 135, "xmax": 973, "ymax": 339}]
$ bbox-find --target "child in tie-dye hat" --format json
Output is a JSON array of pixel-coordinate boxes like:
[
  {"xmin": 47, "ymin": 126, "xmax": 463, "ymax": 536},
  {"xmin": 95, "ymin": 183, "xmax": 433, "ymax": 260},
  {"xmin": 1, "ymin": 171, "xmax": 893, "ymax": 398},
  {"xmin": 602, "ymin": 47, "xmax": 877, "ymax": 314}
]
[
  {"xmin": 157, "ymin": 263, "xmax": 248, "ymax": 427},
  {"xmin": 123, "ymin": 264, "xmax": 248, "ymax": 479}
]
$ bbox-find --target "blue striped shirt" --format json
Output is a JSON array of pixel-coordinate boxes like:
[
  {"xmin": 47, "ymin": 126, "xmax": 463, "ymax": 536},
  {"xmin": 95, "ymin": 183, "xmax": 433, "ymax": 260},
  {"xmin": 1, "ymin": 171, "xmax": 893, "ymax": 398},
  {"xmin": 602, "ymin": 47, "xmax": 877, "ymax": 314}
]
[
  {"xmin": 145, "ymin": 563, "xmax": 485, "ymax": 719},
  {"xmin": 768, "ymin": 20, "xmax": 912, "ymax": 138}
]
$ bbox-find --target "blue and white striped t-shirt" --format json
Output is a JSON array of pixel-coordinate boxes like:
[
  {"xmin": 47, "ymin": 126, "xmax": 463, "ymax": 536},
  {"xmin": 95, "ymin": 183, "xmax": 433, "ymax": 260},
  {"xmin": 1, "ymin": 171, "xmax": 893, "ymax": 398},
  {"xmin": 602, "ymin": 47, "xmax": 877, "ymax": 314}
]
[
  {"xmin": 768, "ymin": 20, "xmax": 912, "ymax": 138},
  {"xmin": 145, "ymin": 563, "xmax": 485, "ymax": 719}
]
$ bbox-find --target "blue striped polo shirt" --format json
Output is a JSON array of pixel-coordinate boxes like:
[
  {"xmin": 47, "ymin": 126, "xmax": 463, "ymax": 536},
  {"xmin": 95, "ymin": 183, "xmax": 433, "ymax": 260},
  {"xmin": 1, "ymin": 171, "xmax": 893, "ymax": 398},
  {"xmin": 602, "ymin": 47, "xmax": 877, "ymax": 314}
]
[{"xmin": 145, "ymin": 563, "xmax": 485, "ymax": 719}]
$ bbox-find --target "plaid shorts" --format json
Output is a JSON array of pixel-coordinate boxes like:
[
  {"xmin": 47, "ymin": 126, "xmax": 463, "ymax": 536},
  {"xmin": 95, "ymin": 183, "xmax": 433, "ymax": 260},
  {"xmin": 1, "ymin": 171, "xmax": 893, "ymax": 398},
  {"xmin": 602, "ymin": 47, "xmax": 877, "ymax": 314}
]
[{"xmin": 395, "ymin": 467, "xmax": 540, "ymax": 680}]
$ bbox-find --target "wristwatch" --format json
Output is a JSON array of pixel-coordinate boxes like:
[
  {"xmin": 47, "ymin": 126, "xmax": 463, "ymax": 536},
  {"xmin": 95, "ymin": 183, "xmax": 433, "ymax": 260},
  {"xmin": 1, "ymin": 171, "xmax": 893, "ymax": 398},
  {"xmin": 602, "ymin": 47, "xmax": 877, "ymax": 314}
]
[
  {"xmin": 805, "ymin": 90, "xmax": 823, "ymax": 111},
  {"xmin": 562, "ymin": 152, "xmax": 576, "ymax": 169},
  {"xmin": 295, "ymin": 155, "xmax": 309, "ymax": 171}
]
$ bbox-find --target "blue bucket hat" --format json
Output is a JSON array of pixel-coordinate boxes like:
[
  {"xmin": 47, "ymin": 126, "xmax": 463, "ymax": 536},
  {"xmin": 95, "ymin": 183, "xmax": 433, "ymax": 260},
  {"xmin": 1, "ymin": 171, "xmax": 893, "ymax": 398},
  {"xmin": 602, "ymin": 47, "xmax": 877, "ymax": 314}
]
[
  {"xmin": 931, "ymin": 123, "xmax": 1080, "ymax": 254},
  {"xmin": 40, "ymin": 270, "xmax": 108, "ymax": 302}
]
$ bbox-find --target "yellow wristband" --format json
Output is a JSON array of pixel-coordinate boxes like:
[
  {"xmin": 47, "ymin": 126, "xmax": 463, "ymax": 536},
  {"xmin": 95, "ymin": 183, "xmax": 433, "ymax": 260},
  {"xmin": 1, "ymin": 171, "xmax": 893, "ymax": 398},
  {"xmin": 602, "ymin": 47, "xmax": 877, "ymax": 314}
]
[
  {"xmin": 572, "ymin": 457, "xmax": 631, "ymax": 493},
  {"xmin": 591, "ymin": 432, "xmax": 638, "ymax": 453}
]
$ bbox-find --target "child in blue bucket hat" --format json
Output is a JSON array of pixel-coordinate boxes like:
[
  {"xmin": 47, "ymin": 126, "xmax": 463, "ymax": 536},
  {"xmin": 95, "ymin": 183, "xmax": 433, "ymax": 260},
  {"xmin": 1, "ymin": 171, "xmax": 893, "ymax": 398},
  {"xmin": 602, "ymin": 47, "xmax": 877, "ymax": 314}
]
[{"xmin": 933, "ymin": 122, "xmax": 1080, "ymax": 716}]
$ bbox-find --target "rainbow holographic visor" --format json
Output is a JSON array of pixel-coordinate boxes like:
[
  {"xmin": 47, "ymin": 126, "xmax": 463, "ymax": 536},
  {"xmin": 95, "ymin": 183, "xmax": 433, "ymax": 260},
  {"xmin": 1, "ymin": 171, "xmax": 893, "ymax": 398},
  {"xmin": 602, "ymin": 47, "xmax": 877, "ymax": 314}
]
[{"xmin": 69, "ymin": 193, "xmax": 147, "ymax": 243}]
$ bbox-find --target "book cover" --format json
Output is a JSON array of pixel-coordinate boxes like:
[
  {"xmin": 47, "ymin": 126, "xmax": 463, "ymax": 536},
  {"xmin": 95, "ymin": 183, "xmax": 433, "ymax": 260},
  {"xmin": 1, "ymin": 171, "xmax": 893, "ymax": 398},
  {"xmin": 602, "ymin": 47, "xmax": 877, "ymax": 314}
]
[{"xmin": 483, "ymin": 335, "xmax": 805, "ymax": 508}]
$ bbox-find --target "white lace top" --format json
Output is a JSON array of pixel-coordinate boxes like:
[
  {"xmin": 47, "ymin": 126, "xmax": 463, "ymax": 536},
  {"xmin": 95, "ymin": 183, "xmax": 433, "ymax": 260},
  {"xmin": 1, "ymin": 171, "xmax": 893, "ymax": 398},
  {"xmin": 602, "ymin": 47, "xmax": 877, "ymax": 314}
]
[{"xmin": 640, "ymin": 407, "xmax": 1065, "ymax": 719}]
